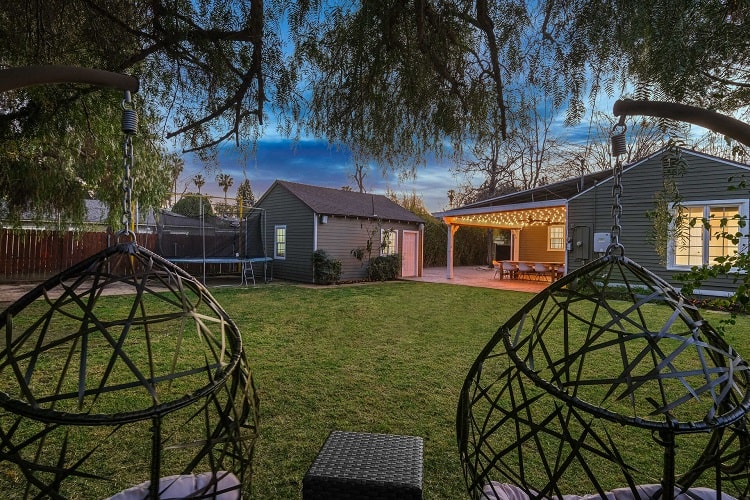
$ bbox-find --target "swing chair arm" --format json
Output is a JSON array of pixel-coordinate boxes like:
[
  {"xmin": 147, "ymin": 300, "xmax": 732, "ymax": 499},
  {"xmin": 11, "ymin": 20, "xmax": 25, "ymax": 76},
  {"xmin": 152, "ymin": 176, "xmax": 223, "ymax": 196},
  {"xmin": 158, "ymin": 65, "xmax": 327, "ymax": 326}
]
[
  {"xmin": 0, "ymin": 65, "xmax": 138, "ymax": 93},
  {"xmin": 613, "ymin": 99, "xmax": 750, "ymax": 148}
]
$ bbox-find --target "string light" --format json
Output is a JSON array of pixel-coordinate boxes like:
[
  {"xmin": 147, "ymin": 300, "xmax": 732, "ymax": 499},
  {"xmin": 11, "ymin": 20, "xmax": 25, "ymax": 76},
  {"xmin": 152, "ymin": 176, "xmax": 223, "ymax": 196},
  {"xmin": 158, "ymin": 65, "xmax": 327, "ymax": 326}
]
[{"xmin": 446, "ymin": 206, "xmax": 566, "ymax": 228}]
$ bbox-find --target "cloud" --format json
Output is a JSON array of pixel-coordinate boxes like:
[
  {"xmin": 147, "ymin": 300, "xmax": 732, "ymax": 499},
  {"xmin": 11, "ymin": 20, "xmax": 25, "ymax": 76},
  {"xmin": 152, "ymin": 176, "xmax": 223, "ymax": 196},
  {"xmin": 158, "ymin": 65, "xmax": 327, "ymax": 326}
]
[{"xmin": 181, "ymin": 138, "xmax": 454, "ymax": 213}]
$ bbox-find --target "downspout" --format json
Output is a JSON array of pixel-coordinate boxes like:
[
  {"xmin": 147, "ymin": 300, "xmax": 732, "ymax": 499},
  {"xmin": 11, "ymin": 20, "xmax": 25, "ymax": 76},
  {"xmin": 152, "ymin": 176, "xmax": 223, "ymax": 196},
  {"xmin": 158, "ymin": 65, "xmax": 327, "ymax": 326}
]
[
  {"xmin": 313, "ymin": 213, "xmax": 318, "ymax": 251},
  {"xmin": 313, "ymin": 213, "xmax": 318, "ymax": 283}
]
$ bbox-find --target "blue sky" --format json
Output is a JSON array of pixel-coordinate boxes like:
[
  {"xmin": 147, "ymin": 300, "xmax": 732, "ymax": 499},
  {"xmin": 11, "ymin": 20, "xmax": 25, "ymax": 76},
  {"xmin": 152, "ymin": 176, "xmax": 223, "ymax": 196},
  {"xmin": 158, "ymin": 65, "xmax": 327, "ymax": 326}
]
[
  {"xmin": 178, "ymin": 93, "xmax": 627, "ymax": 214},
  {"xmin": 181, "ymin": 137, "xmax": 459, "ymax": 213}
]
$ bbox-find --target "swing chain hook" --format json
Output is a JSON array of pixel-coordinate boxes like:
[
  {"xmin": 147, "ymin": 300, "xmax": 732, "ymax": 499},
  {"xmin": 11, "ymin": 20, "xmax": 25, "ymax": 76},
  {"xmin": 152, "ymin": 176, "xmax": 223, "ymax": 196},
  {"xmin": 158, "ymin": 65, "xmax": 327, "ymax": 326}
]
[
  {"xmin": 608, "ymin": 117, "xmax": 627, "ymax": 256},
  {"xmin": 118, "ymin": 90, "xmax": 138, "ymax": 243}
]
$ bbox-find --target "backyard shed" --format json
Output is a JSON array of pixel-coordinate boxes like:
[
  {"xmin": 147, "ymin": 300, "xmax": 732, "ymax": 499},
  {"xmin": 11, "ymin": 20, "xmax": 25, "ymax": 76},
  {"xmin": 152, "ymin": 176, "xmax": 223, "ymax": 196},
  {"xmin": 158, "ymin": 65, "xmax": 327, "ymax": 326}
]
[
  {"xmin": 439, "ymin": 147, "xmax": 750, "ymax": 297},
  {"xmin": 255, "ymin": 180, "xmax": 424, "ymax": 283}
]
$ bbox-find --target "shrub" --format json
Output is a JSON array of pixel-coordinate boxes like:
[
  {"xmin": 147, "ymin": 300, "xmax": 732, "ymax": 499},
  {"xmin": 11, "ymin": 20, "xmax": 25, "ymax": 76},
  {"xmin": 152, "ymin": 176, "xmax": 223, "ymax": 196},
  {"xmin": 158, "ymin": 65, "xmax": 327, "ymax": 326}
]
[
  {"xmin": 171, "ymin": 194, "xmax": 214, "ymax": 218},
  {"xmin": 368, "ymin": 254, "xmax": 401, "ymax": 281},
  {"xmin": 312, "ymin": 249, "xmax": 342, "ymax": 285}
]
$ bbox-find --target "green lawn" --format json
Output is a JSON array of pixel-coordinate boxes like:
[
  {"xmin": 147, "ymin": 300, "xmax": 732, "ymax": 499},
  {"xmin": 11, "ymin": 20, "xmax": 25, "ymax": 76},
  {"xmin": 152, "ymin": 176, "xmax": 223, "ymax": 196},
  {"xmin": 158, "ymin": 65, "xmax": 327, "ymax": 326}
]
[
  {"xmin": 2, "ymin": 280, "xmax": 749, "ymax": 499},
  {"xmin": 216, "ymin": 281, "xmax": 750, "ymax": 499},
  {"xmin": 229, "ymin": 281, "xmax": 531, "ymax": 499}
]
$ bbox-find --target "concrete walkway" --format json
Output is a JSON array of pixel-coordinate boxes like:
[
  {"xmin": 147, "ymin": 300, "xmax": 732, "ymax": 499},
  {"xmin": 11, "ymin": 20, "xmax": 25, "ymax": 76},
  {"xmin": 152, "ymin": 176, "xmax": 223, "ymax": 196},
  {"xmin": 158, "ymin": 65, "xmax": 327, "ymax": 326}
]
[
  {"xmin": 403, "ymin": 266, "xmax": 551, "ymax": 293},
  {"xmin": 0, "ymin": 266, "xmax": 551, "ymax": 308}
]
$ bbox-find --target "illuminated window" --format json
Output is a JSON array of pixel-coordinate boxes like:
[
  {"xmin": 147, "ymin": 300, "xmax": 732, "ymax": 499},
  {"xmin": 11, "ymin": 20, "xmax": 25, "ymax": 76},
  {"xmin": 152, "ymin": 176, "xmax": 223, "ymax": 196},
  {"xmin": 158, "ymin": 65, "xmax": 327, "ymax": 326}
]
[
  {"xmin": 274, "ymin": 225, "xmax": 286, "ymax": 259},
  {"xmin": 548, "ymin": 225, "xmax": 565, "ymax": 251},
  {"xmin": 669, "ymin": 201, "xmax": 747, "ymax": 269},
  {"xmin": 381, "ymin": 229, "xmax": 397, "ymax": 256}
]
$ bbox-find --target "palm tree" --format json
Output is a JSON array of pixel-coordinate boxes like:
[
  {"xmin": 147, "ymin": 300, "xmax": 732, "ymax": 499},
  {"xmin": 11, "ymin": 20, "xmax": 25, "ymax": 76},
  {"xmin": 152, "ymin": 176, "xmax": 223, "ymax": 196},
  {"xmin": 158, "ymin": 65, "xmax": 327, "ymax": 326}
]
[
  {"xmin": 193, "ymin": 174, "xmax": 206, "ymax": 194},
  {"xmin": 169, "ymin": 154, "xmax": 184, "ymax": 205},
  {"xmin": 216, "ymin": 173, "xmax": 234, "ymax": 204}
]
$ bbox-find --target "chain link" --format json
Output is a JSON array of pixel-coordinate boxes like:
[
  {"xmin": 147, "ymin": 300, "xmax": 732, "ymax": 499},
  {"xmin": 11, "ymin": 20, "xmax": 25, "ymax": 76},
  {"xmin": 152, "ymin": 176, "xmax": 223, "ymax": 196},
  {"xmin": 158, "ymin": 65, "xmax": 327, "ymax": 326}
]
[
  {"xmin": 118, "ymin": 92, "xmax": 137, "ymax": 242},
  {"xmin": 608, "ymin": 119, "xmax": 627, "ymax": 256}
]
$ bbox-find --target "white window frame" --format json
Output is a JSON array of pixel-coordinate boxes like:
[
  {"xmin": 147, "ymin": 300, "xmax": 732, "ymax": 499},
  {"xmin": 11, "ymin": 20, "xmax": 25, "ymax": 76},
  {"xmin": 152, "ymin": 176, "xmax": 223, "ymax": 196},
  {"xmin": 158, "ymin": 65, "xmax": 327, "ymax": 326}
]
[
  {"xmin": 667, "ymin": 199, "xmax": 748, "ymax": 271},
  {"xmin": 547, "ymin": 225, "xmax": 565, "ymax": 252},
  {"xmin": 274, "ymin": 225, "xmax": 287, "ymax": 260},
  {"xmin": 380, "ymin": 228, "xmax": 398, "ymax": 256}
]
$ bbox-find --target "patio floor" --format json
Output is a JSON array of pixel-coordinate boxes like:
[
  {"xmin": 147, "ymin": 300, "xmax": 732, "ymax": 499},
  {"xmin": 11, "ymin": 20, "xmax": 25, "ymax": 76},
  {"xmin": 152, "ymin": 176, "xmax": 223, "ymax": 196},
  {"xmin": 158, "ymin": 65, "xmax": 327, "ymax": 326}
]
[{"xmin": 403, "ymin": 266, "xmax": 551, "ymax": 293}]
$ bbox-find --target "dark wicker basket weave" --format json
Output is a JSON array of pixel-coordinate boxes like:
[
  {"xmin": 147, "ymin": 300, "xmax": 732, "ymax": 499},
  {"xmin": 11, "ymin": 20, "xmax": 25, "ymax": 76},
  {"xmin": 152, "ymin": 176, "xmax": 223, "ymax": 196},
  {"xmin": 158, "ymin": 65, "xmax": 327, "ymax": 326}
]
[
  {"xmin": 458, "ymin": 255, "xmax": 750, "ymax": 499},
  {"xmin": 0, "ymin": 242, "xmax": 259, "ymax": 499},
  {"xmin": 303, "ymin": 431, "xmax": 423, "ymax": 499}
]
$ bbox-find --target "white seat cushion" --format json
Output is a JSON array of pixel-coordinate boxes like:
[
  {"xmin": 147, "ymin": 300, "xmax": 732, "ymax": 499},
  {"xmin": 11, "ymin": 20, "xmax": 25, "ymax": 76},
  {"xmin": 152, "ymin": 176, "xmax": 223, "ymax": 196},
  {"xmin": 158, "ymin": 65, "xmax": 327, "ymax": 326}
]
[
  {"xmin": 481, "ymin": 482, "xmax": 737, "ymax": 500},
  {"xmin": 106, "ymin": 471, "xmax": 240, "ymax": 500}
]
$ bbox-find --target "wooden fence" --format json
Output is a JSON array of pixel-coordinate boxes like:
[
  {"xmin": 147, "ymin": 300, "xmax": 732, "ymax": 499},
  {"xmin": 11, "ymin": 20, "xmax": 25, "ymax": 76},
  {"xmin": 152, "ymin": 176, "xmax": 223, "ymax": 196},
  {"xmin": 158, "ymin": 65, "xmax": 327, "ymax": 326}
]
[{"xmin": 0, "ymin": 229, "xmax": 157, "ymax": 282}]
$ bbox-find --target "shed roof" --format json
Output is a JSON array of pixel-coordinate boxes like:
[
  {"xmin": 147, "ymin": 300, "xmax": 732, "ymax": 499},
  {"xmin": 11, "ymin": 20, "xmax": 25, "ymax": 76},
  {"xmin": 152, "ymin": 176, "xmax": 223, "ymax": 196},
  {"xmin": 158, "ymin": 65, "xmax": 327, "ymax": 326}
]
[{"xmin": 267, "ymin": 180, "xmax": 424, "ymax": 223}]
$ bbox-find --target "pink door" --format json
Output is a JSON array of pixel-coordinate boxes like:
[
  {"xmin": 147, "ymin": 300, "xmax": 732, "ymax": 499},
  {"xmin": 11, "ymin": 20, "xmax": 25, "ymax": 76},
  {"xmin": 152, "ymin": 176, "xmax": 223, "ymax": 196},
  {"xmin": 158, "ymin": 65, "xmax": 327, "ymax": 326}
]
[{"xmin": 401, "ymin": 231, "xmax": 418, "ymax": 277}]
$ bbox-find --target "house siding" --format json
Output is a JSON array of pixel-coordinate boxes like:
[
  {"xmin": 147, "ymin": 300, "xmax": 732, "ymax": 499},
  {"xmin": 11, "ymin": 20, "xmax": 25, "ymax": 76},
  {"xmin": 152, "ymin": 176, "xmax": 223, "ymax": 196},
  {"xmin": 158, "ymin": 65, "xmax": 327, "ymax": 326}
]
[
  {"xmin": 518, "ymin": 225, "xmax": 566, "ymax": 262},
  {"xmin": 257, "ymin": 185, "xmax": 315, "ymax": 282},
  {"xmin": 568, "ymin": 151, "xmax": 750, "ymax": 293}
]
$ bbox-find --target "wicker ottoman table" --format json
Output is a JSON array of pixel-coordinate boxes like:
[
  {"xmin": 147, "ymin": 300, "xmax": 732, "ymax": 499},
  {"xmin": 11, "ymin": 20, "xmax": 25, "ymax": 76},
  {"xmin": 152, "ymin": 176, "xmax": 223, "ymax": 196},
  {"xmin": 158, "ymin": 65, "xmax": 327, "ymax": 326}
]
[{"xmin": 302, "ymin": 430, "xmax": 424, "ymax": 499}]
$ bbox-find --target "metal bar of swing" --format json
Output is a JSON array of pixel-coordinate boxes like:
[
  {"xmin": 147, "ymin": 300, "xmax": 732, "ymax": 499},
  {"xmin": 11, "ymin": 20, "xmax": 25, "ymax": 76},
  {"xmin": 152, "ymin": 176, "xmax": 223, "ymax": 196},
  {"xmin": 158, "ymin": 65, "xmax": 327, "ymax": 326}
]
[
  {"xmin": 613, "ymin": 99, "xmax": 750, "ymax": 148},
  {"xmin": 0, "ymin": 65, "xmax": 139, "ymax": 93}
]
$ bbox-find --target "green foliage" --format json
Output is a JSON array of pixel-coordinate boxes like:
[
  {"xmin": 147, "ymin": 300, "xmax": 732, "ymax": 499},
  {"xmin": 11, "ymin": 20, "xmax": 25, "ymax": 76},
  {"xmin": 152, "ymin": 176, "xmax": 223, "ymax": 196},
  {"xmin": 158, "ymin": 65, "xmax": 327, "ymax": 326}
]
[
  {"xmin": 171, "ymin": 194, "xmax": 214, "ymax": 218},
  {"xmin": 423, "ymin": 216, "xmax": 448, "ymax": 267},
  {"xmin": 5, "ymin": 1, "xmax": 750, "ymax": 229},
  {"xmin": 236, "ymin": 179, "xmax": 256, "ymax": 207},
  {"xmin": 312, "ymin": 249, "xmax": 342, "ymax": 285},
  {"xmin": 367, "ymin": 254, "xmax": 402, "ymax": 281},
  {"xmin": 646, "ymin": 142, "xmax": 687, "ymax": 264}
]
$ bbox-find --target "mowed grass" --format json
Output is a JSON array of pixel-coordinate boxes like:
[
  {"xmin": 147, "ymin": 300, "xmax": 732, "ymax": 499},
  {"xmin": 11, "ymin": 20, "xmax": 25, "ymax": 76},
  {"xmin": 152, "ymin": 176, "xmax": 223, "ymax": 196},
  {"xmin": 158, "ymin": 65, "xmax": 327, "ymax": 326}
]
[
  {"xmin": 2, "ymin": 280, "xmax": 750, "ymax": 499},
  {"xmin": 226, "ymin": 281, "xmax": 529, "ymax": 499}
]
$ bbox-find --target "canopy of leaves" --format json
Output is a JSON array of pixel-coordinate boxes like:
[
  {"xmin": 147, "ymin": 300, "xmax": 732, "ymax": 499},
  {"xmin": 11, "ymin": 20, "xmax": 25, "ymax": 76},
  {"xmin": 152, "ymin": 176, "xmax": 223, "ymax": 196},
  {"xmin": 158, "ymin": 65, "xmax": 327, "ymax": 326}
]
[
  {"xmin": 171, "ymin": 194, "xmax": 214, "ymax": 218},
  {"xmin": 0, "ymin": 0, "xmax": 289, "ymax": 226},
  {"xmin": 2, "ymin": 1, "xmax": 749, "ymax": 225},
  {"xmin": 236, "ymin": 179, "xmax": 256, "ymax": 206}
]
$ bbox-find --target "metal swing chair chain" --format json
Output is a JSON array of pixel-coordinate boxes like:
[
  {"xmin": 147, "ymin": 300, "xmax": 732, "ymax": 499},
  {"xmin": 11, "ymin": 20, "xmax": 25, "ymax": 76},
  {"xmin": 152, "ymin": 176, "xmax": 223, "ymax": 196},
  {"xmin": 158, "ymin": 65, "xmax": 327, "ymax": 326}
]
[
  {"xmin": 120, "ymin": 91, "xmax": 138, "ymax": 242},
  {"xmin": 609, "ymin": 117, "xmax": 627, "ymax": 255}
]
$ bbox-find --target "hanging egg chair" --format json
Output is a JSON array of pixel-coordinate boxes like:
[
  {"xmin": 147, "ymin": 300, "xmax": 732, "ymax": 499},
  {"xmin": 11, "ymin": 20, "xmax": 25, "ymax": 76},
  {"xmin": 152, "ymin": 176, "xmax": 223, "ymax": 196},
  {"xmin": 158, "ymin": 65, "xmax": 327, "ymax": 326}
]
[
  {"xmin": 457, "ymin": 102, "xmax": 750, "ymax": 500},
  {"xmin": 0, "ymin": 67, "xmax": 258, "ymax": 499}
]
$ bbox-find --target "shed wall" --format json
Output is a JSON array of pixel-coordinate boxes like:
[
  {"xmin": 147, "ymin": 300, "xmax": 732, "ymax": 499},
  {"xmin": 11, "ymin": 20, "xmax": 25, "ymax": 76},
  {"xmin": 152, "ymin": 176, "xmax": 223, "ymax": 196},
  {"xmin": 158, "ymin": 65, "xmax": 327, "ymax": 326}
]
[
  {"xmin": 317, "ymin": 217, "xmax": 422, "ymax": 281},
  {"xmin": 257, "ymin": 186, "xmax": 315, "ymax": 282}
]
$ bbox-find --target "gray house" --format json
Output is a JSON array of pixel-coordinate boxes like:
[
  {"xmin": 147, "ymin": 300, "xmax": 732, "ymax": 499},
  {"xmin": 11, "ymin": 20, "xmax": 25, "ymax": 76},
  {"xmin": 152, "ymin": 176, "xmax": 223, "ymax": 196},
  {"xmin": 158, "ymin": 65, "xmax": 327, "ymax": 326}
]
[
  {"xmin": 255, "ymin": 180, "xmax": 425, "ymax": 283},
  {"xmin": 439, "ymin": 148, "xmax": 750, "ymax": 297}
]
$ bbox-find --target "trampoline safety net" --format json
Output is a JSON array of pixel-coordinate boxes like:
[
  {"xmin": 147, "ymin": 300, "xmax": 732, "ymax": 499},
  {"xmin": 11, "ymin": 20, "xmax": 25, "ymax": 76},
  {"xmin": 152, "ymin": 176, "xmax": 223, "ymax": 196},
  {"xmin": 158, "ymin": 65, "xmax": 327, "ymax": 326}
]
[{"xmin": 157, "ymin": 209, "xmax": 266, "ymax": 261}]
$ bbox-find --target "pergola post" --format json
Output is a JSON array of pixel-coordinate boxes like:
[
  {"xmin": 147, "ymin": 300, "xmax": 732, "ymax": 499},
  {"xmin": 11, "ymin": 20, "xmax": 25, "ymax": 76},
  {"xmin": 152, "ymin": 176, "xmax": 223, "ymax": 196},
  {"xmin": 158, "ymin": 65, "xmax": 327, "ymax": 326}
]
[{"xmin": 446, "ymin": 224, "xmax": 459, "ymax": 279}]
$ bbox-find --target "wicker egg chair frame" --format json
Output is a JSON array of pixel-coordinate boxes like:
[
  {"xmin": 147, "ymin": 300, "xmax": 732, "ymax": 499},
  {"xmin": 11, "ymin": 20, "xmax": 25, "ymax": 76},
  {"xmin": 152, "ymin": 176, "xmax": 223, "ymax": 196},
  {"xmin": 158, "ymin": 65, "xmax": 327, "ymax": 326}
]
[
  {"xmin": 457, "ymin": 102, "xmax": 750, "ymax": 500},
  {"xmin": 0, "ymin": 67, "xmax": 259, "ymax": 499}
]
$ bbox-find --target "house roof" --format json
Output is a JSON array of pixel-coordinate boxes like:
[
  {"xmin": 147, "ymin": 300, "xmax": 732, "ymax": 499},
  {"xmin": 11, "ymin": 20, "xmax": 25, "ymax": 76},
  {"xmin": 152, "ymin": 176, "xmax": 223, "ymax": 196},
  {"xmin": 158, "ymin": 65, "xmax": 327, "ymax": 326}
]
[
  {"xmin": 442, "ymin": 147, "xmax": 750, "ymax": 218},
  {"xmin": 436, "ymin": 147, "xmax": 750, "ymax": 226},
  {"xmin": 442, "ymin": 169, "xmax": 614, "ymax": 215},
  {"xmin": 265, "ymin": 180, "xmax": 424, "ymax": 223}
]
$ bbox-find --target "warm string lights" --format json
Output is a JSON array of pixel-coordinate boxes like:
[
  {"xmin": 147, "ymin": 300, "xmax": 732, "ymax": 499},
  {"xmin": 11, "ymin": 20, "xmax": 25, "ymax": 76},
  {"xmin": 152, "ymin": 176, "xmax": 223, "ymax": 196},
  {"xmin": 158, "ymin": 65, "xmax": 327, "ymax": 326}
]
[{"xmin": 447, "ymin": 206, "xmax": 566, "ymax": 228}]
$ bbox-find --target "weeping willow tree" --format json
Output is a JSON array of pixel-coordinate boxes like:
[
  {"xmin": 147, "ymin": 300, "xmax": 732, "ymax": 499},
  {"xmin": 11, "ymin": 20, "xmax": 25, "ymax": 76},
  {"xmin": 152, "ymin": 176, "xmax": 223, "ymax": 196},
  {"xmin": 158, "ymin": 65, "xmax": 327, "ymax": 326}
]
[
  {"xmin": 1, "ymin": 0, "xmax": 748, "ymax": 225},
  {"xmin": 291, "ymin": 0, "xmax": 749, "ymax": 167},
  {"xmin": 0, "ymin": 0, "xmax": 289, "ymax": 227}
]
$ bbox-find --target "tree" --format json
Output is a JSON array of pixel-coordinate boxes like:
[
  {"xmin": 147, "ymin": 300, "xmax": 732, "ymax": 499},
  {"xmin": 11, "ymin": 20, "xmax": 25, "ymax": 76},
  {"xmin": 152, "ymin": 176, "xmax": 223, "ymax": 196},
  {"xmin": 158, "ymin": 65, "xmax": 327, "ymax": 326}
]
[
  {"xmin": 193, "ymin": 174, "xmax": 206, "ymax": 194},
  {"xmin": 168, "ymin": 154, "xmax": 185, "ymax": 206},
  {"xmin": 216, "ymin": 173, "xmax": 234, "ymax": 204},
  {"xmin": 236, "ymin": 178, "xmax": 256, "ymax": 207},
  {"xmin": 0, "ymin": 0, "xmax": 288, "ymax": 225},
  {"xmin": 349, "ymin": 161, "xmax": 369, "ymax": 193},
  {"xmin": 3, "ymin": 1, "xmax": 749, "ymax": 227},
  {"xmin": 171, "ymin": 194, "xmax": 214, "ymax": 218}
]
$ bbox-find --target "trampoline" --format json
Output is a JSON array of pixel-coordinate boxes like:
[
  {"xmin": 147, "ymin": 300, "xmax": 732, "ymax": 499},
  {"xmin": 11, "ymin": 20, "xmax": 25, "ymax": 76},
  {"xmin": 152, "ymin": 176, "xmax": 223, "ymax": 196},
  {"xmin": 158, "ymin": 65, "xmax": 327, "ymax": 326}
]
[{"xmin": 167, "ymin": 256, "xmax": 273, "ymax": 285}]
